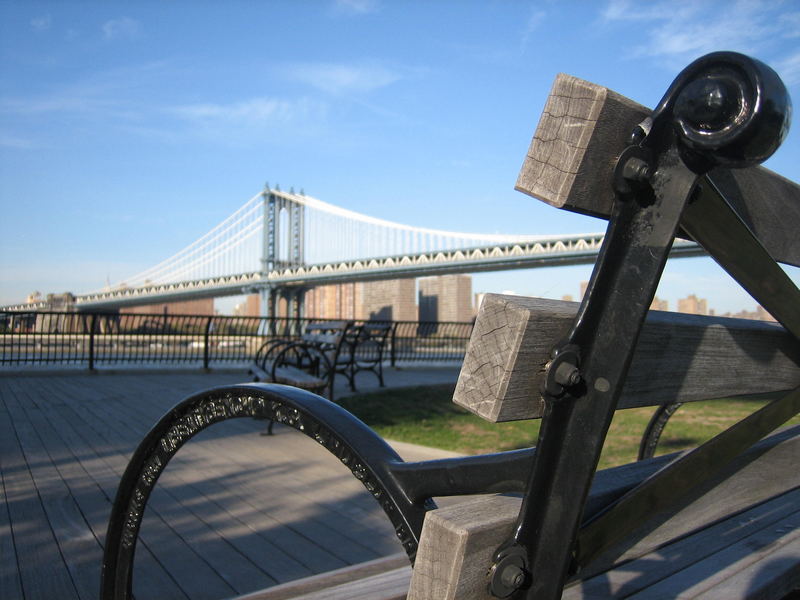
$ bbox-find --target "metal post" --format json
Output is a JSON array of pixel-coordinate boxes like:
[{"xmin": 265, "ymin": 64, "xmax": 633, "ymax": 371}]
[
  {"xmin": 390, "ymin": 321, "xmax": 399, "ymax": 367},
  {"xmin": 294, "ymin": 287, "xmax": 305, "ymax": 321},
  {"xmin": 203, "ymin": 316, "xmax": 212, "ymax": 370},
  {"xmin": 260, "ymin": 284, "xmax": 272, "ymax": 320},
  {"xmin": 88, "ymin": 313, "xmax": 97, "ymax": 371}
]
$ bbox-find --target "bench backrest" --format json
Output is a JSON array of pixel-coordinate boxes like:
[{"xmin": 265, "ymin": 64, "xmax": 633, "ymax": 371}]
[
  {"xmin": 408, "ymin": 59, "xmax": 799, "ymax": 600},
  {"xmin": 302, "ymin": 320, "xmax": 353, "ymax": 349},
  {"xmin": 353, "ymin": 322, "xmax": 392, "ymax": 361},
  {"xmin": 456, "ymin": 71, "xmax": 800, "ymax": 423}
]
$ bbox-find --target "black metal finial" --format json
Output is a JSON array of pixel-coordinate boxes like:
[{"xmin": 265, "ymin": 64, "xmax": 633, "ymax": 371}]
[
  {"xmin": 673, "ymin": 76, "xmax": 740, "ymax": 132},
  {"xmin": 652, "ymin": 51, "xmax": 792, "ymax": 170}
]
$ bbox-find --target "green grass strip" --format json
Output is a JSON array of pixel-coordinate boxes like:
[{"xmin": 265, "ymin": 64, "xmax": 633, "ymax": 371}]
[{"xmin": 337, "ymin": 385, "xmax": 800, "ymax": 469}]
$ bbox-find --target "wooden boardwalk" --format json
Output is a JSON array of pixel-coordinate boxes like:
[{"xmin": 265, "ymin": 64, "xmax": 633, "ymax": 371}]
[{"xmin": 0, "ymin": 372, "xmax": 429, "ymax": 600}]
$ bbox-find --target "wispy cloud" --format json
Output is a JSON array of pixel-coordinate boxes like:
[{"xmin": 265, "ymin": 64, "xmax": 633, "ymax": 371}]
[
  {"xmin": 779, "ymin": 11, "xmax": 800, "ymax": 38},
  {"xmin": 332, "ymin": 0, "xmax": 380, "ymax": 16},
  {"xmin": 0, "ymin": 133, "xmax": 38, "ymax": 149},
  {"xmin": 102, "ymin": 17, "xmax": 141, "ymax": 41},
  {"xmin": 166, "ymin": 96, "xmax": 329, "ymax": 143},
  {"xmin": 521, "ymin": 7, "xmax": 547, "ymax": 52},
  {"xmin": 282, "ymin": 62, "xmax": 401, "ymax": 95},
  {"xmin": 601, "ymin": 0, "xmax": 800, "ymax": 76},
  {"xmin": 0, "ymin": 61, "xmax": 170, "ymax": 118},
  {"xmin": 30, "ymin": 14, "xmax": 52, "ymax": 32},
  {"xmin": 775, "ymin": 51, "xmax": 800, "ymax": 86},
  {"xmin": 171, "ymin": 97, "xmax": 321, "ymax": 124}
]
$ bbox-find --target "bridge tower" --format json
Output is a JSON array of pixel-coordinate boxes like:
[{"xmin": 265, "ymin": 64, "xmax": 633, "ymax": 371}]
[{"xmin": 260, "ymin": 185, "xmax": 307, "ymax": 320}]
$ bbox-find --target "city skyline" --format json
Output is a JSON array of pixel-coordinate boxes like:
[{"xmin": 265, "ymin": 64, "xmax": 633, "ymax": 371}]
[{"xmin": 25, "ymin": 273, "xmax": 778, "ymax": 326}]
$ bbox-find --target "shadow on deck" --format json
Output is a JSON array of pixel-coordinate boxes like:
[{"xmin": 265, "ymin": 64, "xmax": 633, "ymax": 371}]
[{"xmin": 0, "ymin": 368, "xmax": 459, "ymax": 600}]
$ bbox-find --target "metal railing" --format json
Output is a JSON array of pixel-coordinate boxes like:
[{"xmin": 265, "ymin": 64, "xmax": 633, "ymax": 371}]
[{"xmin": 0, "ymin": 311, "xmax": 474, "ymax": 370}]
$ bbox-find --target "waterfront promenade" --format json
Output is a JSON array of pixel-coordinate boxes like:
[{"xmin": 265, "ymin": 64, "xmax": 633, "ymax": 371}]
[{"xmin": 0, "ymin": 367, "xmax": 460, "ymax": 600}]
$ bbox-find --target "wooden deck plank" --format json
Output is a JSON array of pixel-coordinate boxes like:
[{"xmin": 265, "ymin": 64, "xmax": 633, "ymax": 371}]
[
  {"xmin": 0, "ymin": 372, "xmax": 407, "ymax": 600},
  {"xmin": 31, "ymin": 376, "xmax": 265, "ymax": 599},
  {"xmin": 0, "ymin": 425, "xmax": 24, "ymax": 600},
  {"xmin": 2, "ymin": 382, "xmax": 105, "ymax": 600},
  {"xmin": 74, "ymin": 375, "xmax": 395, "ymax": 566},
  {"xmin": 75, "ymin": 380, "xmax": 350, "ymax": 579},
  {"xmin": 99, "ymin": 375, "xmax": 401, "ymax": 557},
  {"xmin": 0, "ymin": 383, "xmax": 80, "ymax": 600},
  {"xmin": 4, "ymin": 375, "xmax": 242, "ymax": 600},
  {"xmin": 4, "ymin": 376, "xmax": 193, "ymax": 600},
  {"xmin": 6, "ymin": 377, "xmax": 188, "ymax": 600},
  {"xmin": 3, "ymin": 371, "xmax": 798, "ymax": 599}
]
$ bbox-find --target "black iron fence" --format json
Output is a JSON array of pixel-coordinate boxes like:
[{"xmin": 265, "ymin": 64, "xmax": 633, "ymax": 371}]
[{"xmin": 0, "ymin": 311, "xmax": 474, "ymax": 369}]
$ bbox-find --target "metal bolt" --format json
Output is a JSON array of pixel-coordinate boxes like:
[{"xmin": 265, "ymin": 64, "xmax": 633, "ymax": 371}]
[
  {"xmin": 553, "ymin": 361, "xmax": 581, "ymax": 388},
  {"xmin": 675, "ymin": 76, "xmax": 735, "ymax": 130},
  {"xmin": 622, "ymin": 157, "xmax": 651, "ymax": 183},
  {"xmin": 500, "ymin": 564, "xmax": 526, "ymax": 590}
]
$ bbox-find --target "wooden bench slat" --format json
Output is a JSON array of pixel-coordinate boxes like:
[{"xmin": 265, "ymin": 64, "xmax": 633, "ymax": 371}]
[
  {"xmin": 686, "ymin": 525, "xmax": 800, "ymax": 600},
  {"xmin": 305, "ymin": 320, "xmax": 352, "ymax": 331},
  {"xmin": 233, "ymin": 553, "xmax": 410, "ymax": 600},
  {"xmin": 281, "ymin": 567, "xmax": 410, "ymax": 600},
  {"xmin": 406, "ymin": 426, "xmax": 800, "ymax": 600},
  {"xmin": 564, "ymin": 488, "xmax": 800, "ymax": 599},
  {"xmin": 304, "ymin": 333, "xmax": 343, "ymax": 347},
  {"xmin": 515, "ymin": 73, "xmax": 800, "ymax": 267},
  {"xmin": 454, "ymin": 294, "xmax": 800, "ymax": 422},
  {"xmin": 250, "ymin": 362, "xmax": 327, "ymax": 391}
]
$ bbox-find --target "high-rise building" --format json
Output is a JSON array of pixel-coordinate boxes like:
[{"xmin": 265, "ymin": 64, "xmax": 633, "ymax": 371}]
[
  {"xmin": 650, "ymin": 296, "xmax": 669, "ymax": 311},
  {"xmin": 360, "ymin": 279, "xmax": 417, "ymax": 321},
  {"xmin": 234, "ymin": 294, "xmax": 261, "ymax": 317},
  {"xmin": 124, "ymin": 298, "xmax": 215, "ymax": 316},
  {"xmin": 234, "ymin": 275, "xmax": 473, "ymax": 322},
  {"xmin": 418, "ymin": 275, "xmax": 473, "ymax": 322},
  {"xmin": 677, "ymin": 294, "xmax": 708, "ymax": 315},
  {"xmin": 304, "ymin": 282, "xmax": 362, "ymax": 320}
]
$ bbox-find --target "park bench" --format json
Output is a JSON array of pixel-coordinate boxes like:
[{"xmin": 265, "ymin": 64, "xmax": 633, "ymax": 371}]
[
  {"xmin": 101, "ymin": 51, "xmax": 800, "ymax": 600},
  {"xmin": 250, "ymin": 320, "xmax": 355, "ymax": 434},
  {"xmin": 250, "ymin": 320, "xmax": 354, "ymax": 399},
  {"xmin": 347, "ymin": 321, "xmax": 392, "ymax": 390}
]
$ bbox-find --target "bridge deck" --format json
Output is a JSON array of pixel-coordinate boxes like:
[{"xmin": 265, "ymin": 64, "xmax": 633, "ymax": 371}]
[{"xmin": 0, "ymin": 372, "xmax": 453, "ymax": 600}]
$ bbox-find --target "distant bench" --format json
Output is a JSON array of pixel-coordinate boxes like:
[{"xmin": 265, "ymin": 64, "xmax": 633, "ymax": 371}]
[
  {"xmin": 249, "ymin": 320, "xmax": 391, "ymax": 401},
  {"xmin": 250, "ymin": 320, "xmax": 354, "ymax": 398},
  {"xmin": 348, "ymin": 322, "xmax": 392, "ymax": 390}
]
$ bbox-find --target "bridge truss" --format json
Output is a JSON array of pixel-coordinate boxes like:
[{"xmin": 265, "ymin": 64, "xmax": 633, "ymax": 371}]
[{"xmin": 4, "ymin": 187, "xmax": 702, "ymax": 312}]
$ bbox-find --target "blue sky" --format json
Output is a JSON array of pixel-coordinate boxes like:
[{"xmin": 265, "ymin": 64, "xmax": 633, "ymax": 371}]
[{"xmin": 1, "ymin": 0, "xmax": 799, "ymax": 314}]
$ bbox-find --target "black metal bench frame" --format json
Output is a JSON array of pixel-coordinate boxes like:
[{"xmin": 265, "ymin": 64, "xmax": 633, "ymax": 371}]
[
  {"xmin": 101, "ymin": 52, "xmax": 798, "ymax": 600},
  {"xmin": 251, "ymin": 320, "xmax": 355, "ymax": 398},
  {"xmin": 346, "ymin": 321, "xmax": 392, "ymax": 390}
]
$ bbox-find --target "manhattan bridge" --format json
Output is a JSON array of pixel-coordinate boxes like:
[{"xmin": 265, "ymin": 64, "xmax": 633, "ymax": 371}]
[{"xmin": 4, "ymin": 185, "xmax": 702, "ymax": 314}]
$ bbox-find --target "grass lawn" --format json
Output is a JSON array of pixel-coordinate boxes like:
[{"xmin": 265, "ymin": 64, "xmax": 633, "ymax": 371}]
[{"xmin": 337, "ymin": 385, "xmax": 800, "ymax": 470}]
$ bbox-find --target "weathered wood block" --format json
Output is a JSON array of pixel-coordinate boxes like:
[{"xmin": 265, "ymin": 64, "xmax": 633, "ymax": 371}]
[
  {"xmin": 406, "ymin": 494, "xmax": 519, "ymax": 600},
  {"xmin": 516, "ymin": 73, "xmax": 800, "ymax": 267},
  {"xmin": 454, "ymin": 294, "xmax": 800, "ymax": 422}
]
